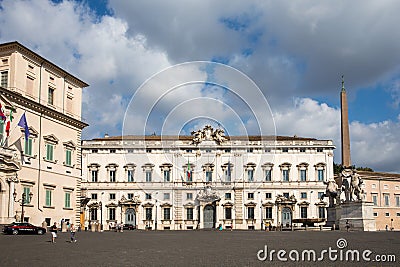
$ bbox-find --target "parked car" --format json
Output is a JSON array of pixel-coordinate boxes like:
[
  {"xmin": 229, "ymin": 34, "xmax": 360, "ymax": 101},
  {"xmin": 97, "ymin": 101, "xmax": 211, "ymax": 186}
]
[
  {"xmin": 3, "ymin": 222, "xmax": 46, "ymax": 235},
  {"xmin": 122, "ymin": 224, "xmax": 136, "ymax": 230}
]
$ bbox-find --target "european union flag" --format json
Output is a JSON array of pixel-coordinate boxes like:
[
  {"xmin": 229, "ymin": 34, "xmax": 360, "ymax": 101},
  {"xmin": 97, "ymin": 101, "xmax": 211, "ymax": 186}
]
[{"xmin": 18, "ymin": 113, "xmax": 29, "ymax": 140}]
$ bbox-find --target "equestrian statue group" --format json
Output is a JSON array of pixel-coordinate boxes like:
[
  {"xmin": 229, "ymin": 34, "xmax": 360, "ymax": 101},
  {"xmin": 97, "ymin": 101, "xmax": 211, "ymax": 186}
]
[{"xmin": 320, "ymin": 168, "xmax": 365, "ymax": 207}]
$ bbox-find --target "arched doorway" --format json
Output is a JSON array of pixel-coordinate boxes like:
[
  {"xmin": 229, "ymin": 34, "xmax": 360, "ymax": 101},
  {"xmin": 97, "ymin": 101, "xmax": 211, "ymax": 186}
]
[
  {"xmin": 125, "ymin": 208, "xmax": 136, "ymax": 226},
  {"xmin": 281, "ymin": 207, "xmax": 292, "ymax": 227},
  {"xmin": 203, "ymin": 205, "xmax": 215, "ymax": 229}
]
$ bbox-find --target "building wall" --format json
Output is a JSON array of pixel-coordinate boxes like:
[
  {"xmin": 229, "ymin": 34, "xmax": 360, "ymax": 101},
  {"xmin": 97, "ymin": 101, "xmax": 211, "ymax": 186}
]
[
  {"xmin": 0, "ymin": 42, "xmax": 87, "ymax": 226},
  {"xmin": 361, "ymin": 172, "xmax": 400, "ymax": 231},
  {"xmin": 82, "ymin": 136, "xmax": 335, "ymax": 230}
]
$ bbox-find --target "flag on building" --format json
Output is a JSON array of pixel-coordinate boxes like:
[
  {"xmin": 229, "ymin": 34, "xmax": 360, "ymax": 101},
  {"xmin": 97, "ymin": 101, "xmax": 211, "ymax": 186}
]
[
  {"xmin": 18, "ymin": 113, "xmax": 30, "ymax": 140},
  {"xmin": 5, "ymin": 121, "xmax": 10, "ymax": 136},
  {"xmin": 187, "ymin": 159, "xmax": 191, "ymax": 181},
  {"xmin": 0, "ymin": 104, "xmax": 6, "ymax": 121}
]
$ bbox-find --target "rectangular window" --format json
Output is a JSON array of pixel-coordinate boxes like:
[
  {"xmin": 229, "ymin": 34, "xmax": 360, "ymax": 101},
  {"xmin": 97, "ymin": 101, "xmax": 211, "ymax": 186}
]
[
  {"xmin": 225, "ymin": 207, "xmax": 232, "ymax": 219},
  {"xmin": 109, "ymin": 170, "xmax": 116, "ymax": 182},
  {"xmin": 23, "ymin": 187, "xmax": 31, "ymax": 204},
  {"xmin": 91, "ymin": 193, "xmax": 97, "ymax": 200},
  {"xmin": 164, "ymin": 170, "xmax": 170, "ymax": 182},
  {"xmin": 396, "ymin": 196, "xmax": 400, "ymax": 207},
  {"xmin": 206, "ymin": 171, "xmax": 213, "ymax": 182},
  {"xmin": 24, "ymin": 138, "xmax": 33, "ymax": 156},
  {"xmin": 248, "ymin": 169, "xmax": 254, "ymax": 182},
  {"xmin": 1, "ymin": 71, "xmax": 8, "ymax": 88},
  {"xmin": 318, "ymin": 170, "xmax": 324, "ymax": 181},
  {"xmin": 26, "ymin": 76, "xmax": 34, "ymax": 96},
  {"xmin": 65, "ymin": 149, "xmax": 72, "ymax": 166},
  {"xmin": 91, "ymin": 170, "xmax": 98, "ymax": 182},
  {"xmin": 225, "ymin": 193, "xmax": 231, "ymax": 200},
  {"xmin": 318, "ymin": 207, "xmax": 325, "ymax": 219},
  {"xmin": 146, "ymin": 171, "xmax": 152, "ymax": 182},
  {"xmin": 145, "ymin": 208, "xmax": 152, "ymax": 220},
  {"xmin": 127, "ymin": 170, "xmax": 134, "ymax": 182},
  {"xmin": 45, "ymin": 190, "xmax": 52, "ymax": 207},
  {"xmin": 66, "ymin": 96, "xmax": 73, "ymax": 113},
  {"xmin": 247, "ymin": 207, "xmax": 255, "ymax": 219},
  {"xmin": 282, "ymin": 170, "xmax": 289, "ymax": 181},
  {"xmin": 164, "ymin": 193, "xmax": 170, "ymax": 200},
  {"xmin": 373, "ymin": 212, "xmax": 378, "ymax": 217},
  {"xmin": 65, "ymin": 192, "xmax": 71, "ymax": 208},
  {"xmin": 317, "ymin": 148, "xmax": 323, "ymax": 152},
  {"xmin": 265, "ymin": 169, "xmax": 271, "ymax": 181},
  {"xmin": 46, "ymin": 144, "xmax": 54, "ymax": 161},
  {"xmin": 301, "ymin": 192, "xmax": 307, "ymax": 199},
  {"xmin": 318, "ymin": 192, "xmax": 324, "ymax": 199},
  {"xmin": 186, "ymin": 208, "xmax": 193, "ymax": 220},
  {"xmin": 90, "ymin": 209, "xmax": 97, "ymax": 220},
  {"xmin": 384, "ymin": 194, "xmax": 390, "ymax": 206},
  {"xmin": 109, "ymin": 208, "xmax": 116, "ymax": 221},
  {"xmin": 265, "ymin": 207, "xmax": 273, "ymax": 219},
  {"xmin": 186, "ymin": 170, "xmax": 193, "ymax": 182},
  {"xmin": 282, "ymin": 148, "xmax": 288, "ymax": 153},
  {"xmin": 186, "ymin": 193, "xmax": 193, "ymax": 200},
  {"xmin": 372, "ymin": 194, "xmax": 378, "ymax": 206},
  {"xmin": 110, "ymin": 149, "xmax": 116, "ymax": 153},
  {"xmin": 265, "ymin": 193, "xmax": 272, "ymax": 199},
  {"xmin": 385, "ymin": 212, "xmax": 390, "ymax": 217},
  {"xmin": 300, "ymin": 170, "xmax": 307, "ymax": 181},
  {"xmin": 0, "ymin": 120, "xmax": 4, "ymax": 141},
  {"xmin": 127, "ymin": 193, "xmax": 134, "ymax": 200},
  {"xmin": 145, "ymin": 193, "xmax": 152, "ymax": 200},
  {"xmin": 48, "ymin": 87, "xmax": 54, "ymax": 105},
  {"xmin": 300, "ymin": 207, "xmax": 308, "ymax": 219},
  {"xmin": 109, "ymin": 193, "xmax": 116, "ymax": 200},
  {"xmin": 163, "ymin": 208, "xmax": 171, "ymax": 220},
  {"xmin": 300, "ymin": 148, "xmax": 306, "ymax": 153},
  {"xmin": 248, "ymin": 193, "xmax": 254, "ymax": 199},
  {"xmin": 283, "ymin": 193, "xmax": 289, "ymax": 198},
  {"xmin": 225, "ymin": 168, "xmax": 231, "ymax": 182}
]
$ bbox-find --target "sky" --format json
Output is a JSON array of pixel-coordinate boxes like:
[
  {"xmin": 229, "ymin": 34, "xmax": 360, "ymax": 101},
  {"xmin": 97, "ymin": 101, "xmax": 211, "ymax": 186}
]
[{"xmin": 0, "ymin": 0, "xmax": 399, "ymax": 172}]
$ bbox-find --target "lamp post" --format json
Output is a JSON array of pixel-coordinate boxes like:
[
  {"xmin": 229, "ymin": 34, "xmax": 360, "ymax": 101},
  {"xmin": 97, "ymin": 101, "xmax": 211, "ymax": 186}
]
[
  {"xmin": 13, "ymin": 190, "xmax": 33, "ymax": 223},
  {"xmin": 258, "ymin": 192, "xmax": 263, "ymax": 231},
  {"xmin": 155, "ymin": 192, "xmax": 158, "ymax": 231},
  {"xmin": 99, "ymin": 201, "xmax": 103, "ymax": 231}
]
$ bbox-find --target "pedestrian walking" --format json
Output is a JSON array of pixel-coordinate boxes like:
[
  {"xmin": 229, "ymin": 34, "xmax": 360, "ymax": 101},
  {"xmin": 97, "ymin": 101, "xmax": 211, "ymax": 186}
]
[
  {"xmin": 346, "ymin": 220, "xmax": 350, "ymax": 232},
  {"xmin": 50, "ymin": 222, "xmax": 58, "ymax": 243},
  {"xmin": 70, "ymin": 223, "xmax": 77, "ymax": 243}
]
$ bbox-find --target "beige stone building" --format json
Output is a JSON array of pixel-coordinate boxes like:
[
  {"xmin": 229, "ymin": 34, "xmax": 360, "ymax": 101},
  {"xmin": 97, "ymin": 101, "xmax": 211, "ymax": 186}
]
[
  {"xmin": 0, "ymin": 41, "xmax": 88, "ymax": 226},
  {"xmin": 359, "ymin": 171, "xmax": 400, "ymax": 231},
  {"xmin": 81, "ymin": 128, "xmax": 335, "ymax": 230}
]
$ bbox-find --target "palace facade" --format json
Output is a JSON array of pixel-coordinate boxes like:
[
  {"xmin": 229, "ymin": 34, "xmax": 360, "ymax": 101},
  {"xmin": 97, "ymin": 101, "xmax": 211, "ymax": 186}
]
[
  {"xmin": 81, "ymin": 126, "xmax": 335, "ymax": 230},
  {"xmin": 0, "ymin": 42, "xmax": 88, "ymax": 226}
]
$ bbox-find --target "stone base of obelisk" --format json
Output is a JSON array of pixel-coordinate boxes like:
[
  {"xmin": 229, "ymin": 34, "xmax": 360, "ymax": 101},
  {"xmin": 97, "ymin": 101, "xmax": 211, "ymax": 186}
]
[{"xmin": 338, "ymin": 201, "xmax": 376, "ymax": 231}]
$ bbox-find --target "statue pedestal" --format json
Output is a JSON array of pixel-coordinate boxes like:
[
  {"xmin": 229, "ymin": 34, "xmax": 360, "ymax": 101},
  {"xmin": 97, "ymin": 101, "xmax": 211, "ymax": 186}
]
[
  {"xmin": 338, "ymin": 201, "xmax": 376, "ymax": 231},
  {"xmin": 325, "ymin": 207, "xmax": 337, "ymax": 227}
]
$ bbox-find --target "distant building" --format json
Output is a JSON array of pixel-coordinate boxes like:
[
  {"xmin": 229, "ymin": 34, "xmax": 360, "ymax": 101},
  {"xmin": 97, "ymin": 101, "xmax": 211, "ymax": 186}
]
[
  {"xmin": 0, "ymin": 41, "xmax": 88, "ymax": 226},
  {"xmin": 81, "ymin": 126, "xmax": 335, "ymax": 230},
  {"xmin": 359, "ymin": 171, "xmax": 400, "ymax": 231}
]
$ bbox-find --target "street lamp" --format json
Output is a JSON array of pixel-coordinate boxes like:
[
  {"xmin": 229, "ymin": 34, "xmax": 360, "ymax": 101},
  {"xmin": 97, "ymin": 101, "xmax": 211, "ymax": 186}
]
[
  {"xmin": 258, "ymin": 192, "xmax": 263, "ymax": 230},
  {"xmin": 13, "ymin": 190, "xmax": 33, "ymax": 222},
  {"xmin": 155, "ymin": 192, "xmax": 159, "ymax": 231},
  {"xmin": 99, "ymin": 201, "xmax": 103, "ymax": 231}
]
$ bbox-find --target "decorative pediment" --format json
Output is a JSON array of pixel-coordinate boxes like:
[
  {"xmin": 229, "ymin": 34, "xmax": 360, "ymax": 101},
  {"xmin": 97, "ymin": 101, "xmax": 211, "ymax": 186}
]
[
  {"xmin": 25, "ymin": 126, "xmax": 38, "ymax": 138},
  {"xmin": 63, "ymin": 140, "xmax": 76, "ymax": 149},
  {"xmin": 279, "ymin": 162, "xmax": 291, "ymax": 169},
  {"xmin": 296, "ymin": 162, "xmax": 309, "ymax": 168},
  {"xmin": 244, "ymin": 201, "xmax": 257, "ymax": 207},
  {"xmin": 244, "ymin": 162, "xmax": 257, "ymax": 169},
  {"xmin": 0, "ymin": 147, "xmax": 21, "ymax": 172},
  {"xmin": 262, "ymin": 201, "xmax": 275, "ymax": 207},
  {"xmin": 297, "ymin": 201, "xmax": 310, "ymax": 206},
  {"xmin": 88, "ymin": 163, "xmax": 100, "ymax": 170},
  {"xmin": 159, "ymin": 163, "xmax": 172, "ymax": 170},
  {"xmin": 275, "ymin": 194, "xmax": 297, "ymax": 204},
  {"xmin": 141, "ymin": 163, "xmax": 155, "ymax": 171},
  {"xmin": 124, "ymin": 163, "xmax": 136, "ymax": 170},
  {"xmin": 222, "ymin": 201, "xmax": 234, "ymax": 207},
  {"xmin": 183, "ymin": 202, "xmax": 195, "ymax": 207},
  {"xmin": 261, "ymin": 162, "xmax": 274, "ymax": 169},
  {"xmin": 160, "ymin": 202, "xmax": 172, "ymax": 207},
  {"xmin": 105, "ymin": 202, "xmax": 118, "ymax": 208},
  {"xmin": 0, "ymin": 94, "xmax": 16, "ymax": 112},
  {"xmin": 43, "ymin": 134, "xmax": 59, "ymax": 144},
  {"xmin": 202, "ymin": 163, "xmax": 215, "ymax": 171},
  {"xmin": 142, "ymin": 202, "xmax": 154, "ymax": 207},
  {"xmin": 106, "ymin": 163, "xmax": 119, "ymax": 169}
]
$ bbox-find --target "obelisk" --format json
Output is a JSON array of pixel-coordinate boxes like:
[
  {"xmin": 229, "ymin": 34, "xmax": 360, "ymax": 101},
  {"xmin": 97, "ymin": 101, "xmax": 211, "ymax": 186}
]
[{"xmin": 340, "ymin": 75, "xmax": 351, "ymax": 167}]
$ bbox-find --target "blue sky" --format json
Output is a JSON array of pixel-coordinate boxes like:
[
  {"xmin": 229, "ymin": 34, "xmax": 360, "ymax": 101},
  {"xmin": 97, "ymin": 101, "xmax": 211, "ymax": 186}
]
[{"xmin": 1, "ymin": 0, "xmax": 400, "ymax": 172}]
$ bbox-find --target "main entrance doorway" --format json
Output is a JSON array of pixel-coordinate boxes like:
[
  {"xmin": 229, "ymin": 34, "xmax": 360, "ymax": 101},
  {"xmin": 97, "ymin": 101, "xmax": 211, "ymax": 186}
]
[
  {"xmin": 281, "ymin": 207, "xmax": 292, "ymax": 227},
  {"xmin": 203, "ymin": 205, "xmax": 215, "ymax": 229},
  {"xmin": 125, "ymin": 208, "xmax": 136, "ymax": 226}
]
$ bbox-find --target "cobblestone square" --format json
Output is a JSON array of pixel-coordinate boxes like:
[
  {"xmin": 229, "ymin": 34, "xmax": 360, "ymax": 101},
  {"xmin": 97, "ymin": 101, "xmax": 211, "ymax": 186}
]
[{"xmin": 1, "ymin": 230, "xmax": 399, "ymax": 267}]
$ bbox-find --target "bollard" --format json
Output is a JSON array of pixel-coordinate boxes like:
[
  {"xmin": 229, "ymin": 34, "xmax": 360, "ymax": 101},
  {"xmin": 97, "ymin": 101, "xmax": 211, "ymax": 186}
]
[
  {"xmin": 91, "ymin": 223, "xmax": 96, "ymax": 232},
  {"xmin": 62, "ymin": 222, "xmax": 67, "ymax": 232}
]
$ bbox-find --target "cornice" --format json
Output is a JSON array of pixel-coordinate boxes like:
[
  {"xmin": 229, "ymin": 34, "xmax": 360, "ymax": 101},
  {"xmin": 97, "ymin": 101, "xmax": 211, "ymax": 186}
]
[{"xmin": 0, "ymin": 88, "xmax": 88, "ymax": 129}]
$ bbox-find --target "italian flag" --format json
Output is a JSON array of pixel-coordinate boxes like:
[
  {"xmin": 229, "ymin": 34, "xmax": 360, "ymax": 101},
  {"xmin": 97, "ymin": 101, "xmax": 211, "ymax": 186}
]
[{"xmin": 187, "ymin": 160, "xmax": 191, "ymax": 180}]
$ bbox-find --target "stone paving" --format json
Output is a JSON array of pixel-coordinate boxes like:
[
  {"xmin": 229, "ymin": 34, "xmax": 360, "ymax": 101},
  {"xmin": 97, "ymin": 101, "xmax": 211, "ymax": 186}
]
[{"xmin": 0, "ymin": 230, "xmax": 399, "ymax": 267}]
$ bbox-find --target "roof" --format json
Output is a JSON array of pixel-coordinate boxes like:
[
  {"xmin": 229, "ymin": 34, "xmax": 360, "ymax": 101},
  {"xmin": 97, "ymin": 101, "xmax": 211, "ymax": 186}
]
[
  {"xmin": 358, "ymin": 171, "xmax": 400, "ymax": 180},
  {"xmin": 0, "ymin": 41, "xmax": 89, "ymax": 88},
  {"xmin": 89, "ymin": 135, "xmax": 327, "ymax": 142}
]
